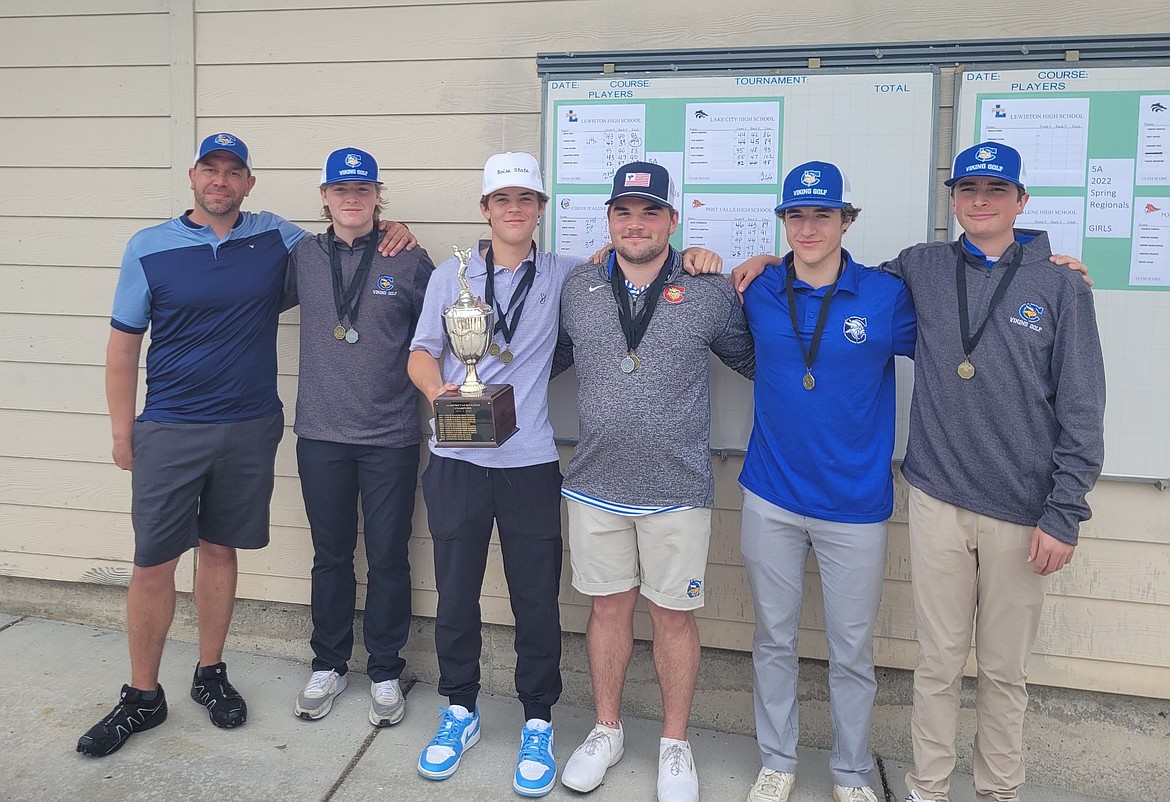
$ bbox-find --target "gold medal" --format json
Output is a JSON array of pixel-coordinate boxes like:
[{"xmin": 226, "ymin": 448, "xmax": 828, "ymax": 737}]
[
  {"xmin": 499, "ymin": 348, "xmax": 514, "ymax": 364},
  {"xmin": 488, "ymin": 342, "xmax": 501, "ymax": 357},
  {"xmin": 802, "ymin": 373, "xmax": 815, "ymax": 391},
  {"xmin": 333, "ymin": 324, "xmax": 346, "ymax": 340},
  {"xmin": 958, "ymin": 358, "xmax": 975, "ymax": 380}
]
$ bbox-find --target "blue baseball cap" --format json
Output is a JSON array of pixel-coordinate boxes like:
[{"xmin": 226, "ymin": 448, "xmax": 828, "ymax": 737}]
[
  {"xmin": 606, "ymin": 161, "xmax": 676, "ymax": 209},
  {"xmin": 776, "ymin": 161, "xmax": 851, "ymax": 212},
  {"xmin": 320, "ymin": 147, "xmax": 381, "ymax": 185},
  {"xmin": 945, "ymin": 142, "xmax": 1027, "ymax": 189},
  {"xmin": 194, "ymin": 132, "xmax": 251, "ymax": 169}
]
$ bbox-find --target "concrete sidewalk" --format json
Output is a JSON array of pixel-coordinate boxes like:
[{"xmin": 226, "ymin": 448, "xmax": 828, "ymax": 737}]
[{"xmin": 0, "ymin": 614, "xmax": 1122, "ymax": 802}]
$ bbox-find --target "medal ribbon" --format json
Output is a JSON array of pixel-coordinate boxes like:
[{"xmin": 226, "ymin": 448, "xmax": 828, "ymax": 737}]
[
  {"xmin": 328, "ymin": 227, "xmax": 378, "ymax": 329},
  {"xmin": 784, "ymin": 255, "xmax": 845, "ymax": 379},
  {"xmin": 608, "ymin": 248, "xmax": 678, "ymax": 355},
  {"xmin": 483, "ymin": 243, "xmax": 537, "ymax": 348},
  {"xmin": 955, "ymin": 240, "xmax": 1024, "ymax": 362}
]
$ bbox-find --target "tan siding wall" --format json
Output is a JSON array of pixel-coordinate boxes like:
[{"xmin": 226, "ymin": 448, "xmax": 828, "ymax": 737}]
[{"xmin": 0, "ymin": 0, "xmax": 1166, "ymax": 701}]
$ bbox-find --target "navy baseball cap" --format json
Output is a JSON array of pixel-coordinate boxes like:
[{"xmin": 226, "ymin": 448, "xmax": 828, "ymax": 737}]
[
  {"xmin": 606, "ymin": 161, "xmax": 676, "ymax": 209},
  {"xmin": 776, "ymin": 161, "xmax": 851, "ymax": 212},
  {"xmin": 945, "ymin": 142, "xmax": 1027, "ymax": 189},
  {"xmin": 194, "ymin": 132, "xmax": 251, "ymax": 169},
  {"xmin": 320, "ymin": 147, "xmax": 382, "ymax": 185}
]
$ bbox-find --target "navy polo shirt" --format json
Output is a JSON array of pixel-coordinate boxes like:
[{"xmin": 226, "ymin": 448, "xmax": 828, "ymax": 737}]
[
  {"xmin": 739, "ymin": 250, "xmax": 917, "ymax": 523},
  {"xmin": 111, "ymin": 210, "xmax": 307, "ymax": 423}
]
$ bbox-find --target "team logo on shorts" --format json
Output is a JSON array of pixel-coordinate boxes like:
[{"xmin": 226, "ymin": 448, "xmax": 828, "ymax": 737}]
[
  {"xmin": 664, "ymin": 285, "xmax": 685, "ymax": 303},
  {"xmin": 843, "ymin": 316, "xmax": 868, "ymax": 344},
  {"xmin": 686, "ymin": 579, "xmax": 702, "ymax": 599},
  {"xmin": 801, "ymin": 170, "xmax": 820, "ymax": 187},
  {"xmin": 1019, "ymin": 302, "xmax": 1044, "ymax": 322},
  {"xmin": 345, "ymin": 153, "xmax": 362, "ymax": 169}
]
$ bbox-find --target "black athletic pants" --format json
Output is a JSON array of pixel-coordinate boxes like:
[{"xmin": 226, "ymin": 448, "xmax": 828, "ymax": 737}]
[
  {"xmin": 422, "ymin": 454, "xmax": 564, "ymax": 722},
  {"xmin": 297, "ymin": 438, "xmax": 419, "ymax": 683}
]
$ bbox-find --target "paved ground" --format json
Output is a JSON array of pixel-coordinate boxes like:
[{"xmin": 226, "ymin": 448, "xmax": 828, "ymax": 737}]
[{"xmin": 0, "ymin": 615, "xmax": 1123, "ymax": 801}]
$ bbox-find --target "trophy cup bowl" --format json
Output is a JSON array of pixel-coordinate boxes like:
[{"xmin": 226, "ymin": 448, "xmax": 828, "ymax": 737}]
[{"xmin": 433, "ymin": 245, "xmax": 519, "ymax": 447}]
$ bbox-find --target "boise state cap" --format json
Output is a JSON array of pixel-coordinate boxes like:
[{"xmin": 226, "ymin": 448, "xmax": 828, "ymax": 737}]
[
  {"xmin": 482, "ymin": 152, "xmax": 545, "ymax": 196},
  {"xmin": 606, "ymin": 161, "xmax": 677, "ymax": 209},
  {"xmin": 320, "ymin": 147, "xmax": 382, "ymax": 185},
  {"xmin": 194, "ymin": 132, "xmax": 251, "ymax": 169},
  {"xmin": 776, "ymin": 161, "xmax": 851, "ymax": 212},
  {"xmin": 945, "ymin": 141, "xmax": 1027, "ymax": 189}
]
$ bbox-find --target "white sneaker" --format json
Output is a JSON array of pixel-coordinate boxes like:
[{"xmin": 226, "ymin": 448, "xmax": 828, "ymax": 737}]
[
  {"xmin": 294, "ymin": 669, "xmax": 347, "ymax": 720},
  {"xmin": 747, "ymin": 767, "xmax": 795, "ymax": 802},
  {"xmin": 369, "ymin": 678, "xmax": 405, "ymax": 727},
  {"xmin": 561, "ymin": 723, "xmax": 624, "ymax": 792},
  {"xmin": 657, "ymin": 738, "xmax": 699, "ymax": 802},
  {"xmin": 834, "ymin": 785, "xmax": 878, "ymax": 802},
  {"xmin": 905, "ymin": 792, "xmax": 941, "ymax": 802}
]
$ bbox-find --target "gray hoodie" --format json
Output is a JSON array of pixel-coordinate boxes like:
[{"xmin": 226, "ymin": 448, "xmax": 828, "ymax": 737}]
[{"xmin": 880, "ymin": 230, "xmax": 1105, "ymax": 544}]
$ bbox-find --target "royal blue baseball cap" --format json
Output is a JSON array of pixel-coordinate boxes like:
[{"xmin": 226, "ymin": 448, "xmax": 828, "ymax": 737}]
[
  {"xmin": 776, "ymin": 161, "xmax": 852, "ymax": 212},
  {"xmin": 194, "ymin": 132, "xmax": 251, "ymax": 169},
  {"xmin": 320, "ymin": 147, "xmax": 381, "ymax": 185},
  {"xmin": 606, "ymin": 161, "xmax": 676, "ymax": 209},
  {"xmin": 945, "ymin": 142, "xmax": 1027, "ymax": 189}
]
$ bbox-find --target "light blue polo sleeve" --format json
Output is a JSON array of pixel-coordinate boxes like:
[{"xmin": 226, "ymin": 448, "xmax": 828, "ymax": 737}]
[
  {"xmin": 251, "ymin": 210, "xmax": 309, "ymax": 252},
  {"xmin": 110, "ymin": 241, "xmax": 151, "ymax": 334}
]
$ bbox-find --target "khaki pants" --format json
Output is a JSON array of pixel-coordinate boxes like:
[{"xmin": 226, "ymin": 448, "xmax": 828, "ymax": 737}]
[{"xmin": 905, "ymin": 486, "xmax": 1049, "ymax": 802}]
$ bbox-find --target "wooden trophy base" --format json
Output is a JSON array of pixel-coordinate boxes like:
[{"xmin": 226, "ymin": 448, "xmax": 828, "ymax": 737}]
[{"xmin": 433, "ymin": 384, "xmax": 518, "ymax": 447}]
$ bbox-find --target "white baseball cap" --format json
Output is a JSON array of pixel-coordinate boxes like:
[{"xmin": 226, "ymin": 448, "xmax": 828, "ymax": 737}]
[{"xmin": 481, "ymin": 152, "xmax": 545, "ymax": 196}]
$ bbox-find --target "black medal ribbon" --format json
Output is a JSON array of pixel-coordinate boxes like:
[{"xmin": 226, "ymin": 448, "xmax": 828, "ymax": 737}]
[
  {"xmin": 609, "ymin": 247, "xmax": 677, "ymax": 355},
  {"xmin": 328, "ymin": 227, "xmax": 378, "ymax": 330},
  {"xmin": 483, "ymin": 243, "xmax": 537, "ymax": 348},
  {"xmin": 784, "ymin": 255, "xmax": 845, "ymax": 380},
  {"xmin": 955, "ymin": 240, "xmax": 1024, "ymax": 363}
]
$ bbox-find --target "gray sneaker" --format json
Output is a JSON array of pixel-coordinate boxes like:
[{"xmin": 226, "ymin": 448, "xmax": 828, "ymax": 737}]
[
  {"xmin": 369, "ymin": 678, "xmax": 405, "ymax": 727},
  {"xmin": 294, "ymin": 670, "xmax": 347, "ymax": 720}
]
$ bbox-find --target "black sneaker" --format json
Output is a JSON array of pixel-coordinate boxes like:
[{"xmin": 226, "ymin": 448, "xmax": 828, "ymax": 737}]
[
  {"xmin": 77, "ymin": 684, "xmax": 168, "ymax": 757},
  {"xmin": 190, "ymin": 662, "xmax": 247, "ymax": 728}
]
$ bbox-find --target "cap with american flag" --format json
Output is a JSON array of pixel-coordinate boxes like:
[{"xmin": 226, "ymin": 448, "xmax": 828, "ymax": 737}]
[{"xmin": 606, "ymin": 160, "xmax": 676, "ymax": 209}]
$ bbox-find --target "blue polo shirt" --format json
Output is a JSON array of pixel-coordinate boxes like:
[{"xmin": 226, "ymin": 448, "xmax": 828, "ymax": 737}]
[
  {"xmin": 111, "ymin": 210, "xmax": 307, "ymax": 423},
  {"xmin": 739, "ymin": 250, "xmax": 917, "ymax": 523}
]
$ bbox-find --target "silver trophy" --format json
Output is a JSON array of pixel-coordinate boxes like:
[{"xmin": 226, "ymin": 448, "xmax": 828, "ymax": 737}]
[
  {"xmin": 434, "ymin": 245, "xmax": 518, "ymax": 447},
  {"xmin": 442, "ymin": 246, "xmax": 494, "ymax": 395}
]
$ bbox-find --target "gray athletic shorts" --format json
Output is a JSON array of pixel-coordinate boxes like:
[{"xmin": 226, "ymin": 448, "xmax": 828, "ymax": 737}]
[{"xmin": 130, "ymin": 410, "xmax": 285, "ymax": 567}]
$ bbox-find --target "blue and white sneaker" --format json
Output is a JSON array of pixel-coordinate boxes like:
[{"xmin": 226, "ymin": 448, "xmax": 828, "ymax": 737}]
[
  {"xmin": 513, "ymin": 719, "xmax": 556, "ymax": 797},
  {"xmin": 417, "ymin": 705, "xmax": 481, "ymax": 780}
]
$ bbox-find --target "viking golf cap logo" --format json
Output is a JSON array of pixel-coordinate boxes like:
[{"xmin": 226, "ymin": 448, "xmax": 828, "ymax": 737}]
[
  {"xmin": 975, "ymin": 146, "xmax": 997, "ymax": 163},
  {"xmin": 214, "ymin": 134, "xmax": 236, "ymax": 147},
  {"xmin": 801, "ymin": 170, "xmax": 821, "ymax": 187},
  {"xmin": 345, "ymin": 153, "xmax": 362, "ymax": 169}
]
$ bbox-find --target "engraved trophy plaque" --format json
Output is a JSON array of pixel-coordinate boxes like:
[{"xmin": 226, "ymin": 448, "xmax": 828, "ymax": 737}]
[{"xmin": 433, "ymin": 246, "xmax": 518, "ymax": 447}]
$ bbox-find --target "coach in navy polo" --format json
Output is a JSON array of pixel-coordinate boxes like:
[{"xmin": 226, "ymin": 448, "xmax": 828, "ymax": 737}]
[{"xmin": 78, "ymin": 133, "xmax": 414, "ymax": 757}]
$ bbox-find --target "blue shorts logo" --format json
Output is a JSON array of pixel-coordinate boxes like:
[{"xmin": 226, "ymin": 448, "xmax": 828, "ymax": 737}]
[
  {"xmin": 843, "ymin": 316, "xmax": 868, "ymax": 344},
  {"xmin": 1019, "ymin": 302, "xmax": 1044, "ymax": 322},
  {"xmin": 686, "ymin": 579, "xmax": 702, "ymax": 599},
  {"xmin": 345, "ymin": 153, "xmax": 362, "ymax": 169},
  {"xmin": 975, "ymin": 146, "xmax": 997, "ymax": 163},
  {"xmin": 801, "ymin": 170, "xmax": 821, "ymax": 187},
  {"xmin": 377, "ymin": 275, "xmax": 394, "ymax": 291}
]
